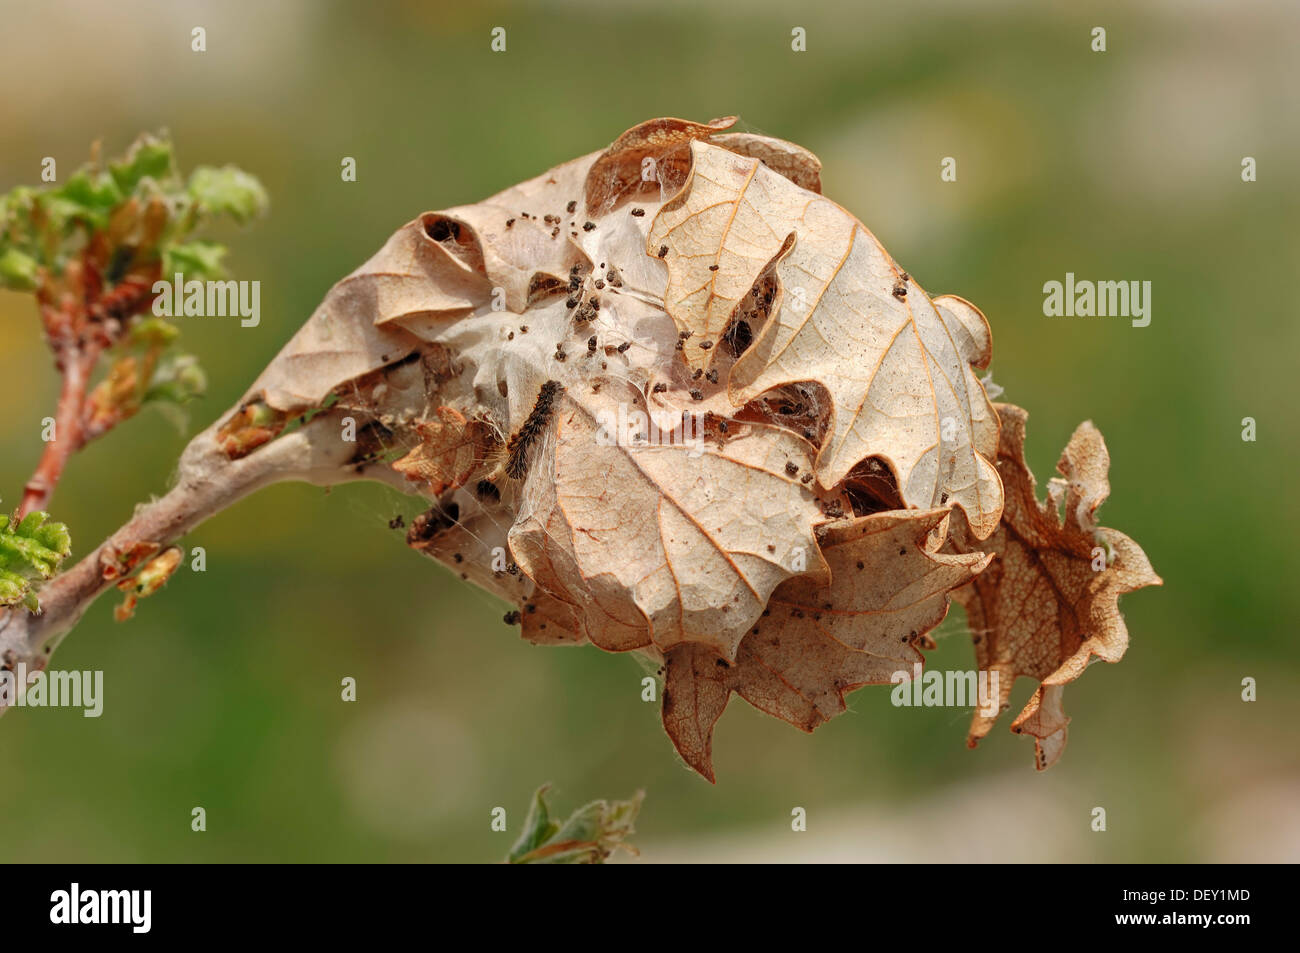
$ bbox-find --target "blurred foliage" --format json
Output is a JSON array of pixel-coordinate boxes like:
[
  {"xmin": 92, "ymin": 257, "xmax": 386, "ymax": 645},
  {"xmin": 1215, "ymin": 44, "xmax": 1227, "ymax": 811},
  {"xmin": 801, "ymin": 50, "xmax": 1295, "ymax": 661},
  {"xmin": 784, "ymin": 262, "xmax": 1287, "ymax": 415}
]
[
  {"xmin": 0, "ymin": 132, "xmax": 266, "ymax": 289},
  {"xmin": 0, "ymin": 0, "xmax": 1296, "ymax": 863},
  {"xmin": 0, "ymin": 131, "xmax": 265, "ymax": 467},
  {"xmin": 507, "ymin": 785, "xmax": 643, "ymax": 863}
]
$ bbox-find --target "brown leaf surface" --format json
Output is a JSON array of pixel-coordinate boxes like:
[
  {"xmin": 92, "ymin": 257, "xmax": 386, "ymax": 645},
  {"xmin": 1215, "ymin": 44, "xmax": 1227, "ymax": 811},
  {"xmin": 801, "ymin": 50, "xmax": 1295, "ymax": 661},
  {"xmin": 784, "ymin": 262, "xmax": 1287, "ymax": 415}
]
[
  {"xmin": 391, "ymin": 406, "xmax": 486, "ymax": 495},
  {"xmin": 663, "ymin": 509, "xmax": 990, "ymax": 781},
  {"xmin": 508, "ymin": 385, "xmax": 831, "ymax": 661},
  {"xmin": 951, "ymin": 403, "xmax": 1161, "ymax": 769},
  {"xmin": 647, "ymin": 141, "xmax": 1003, "ymax": 537}
]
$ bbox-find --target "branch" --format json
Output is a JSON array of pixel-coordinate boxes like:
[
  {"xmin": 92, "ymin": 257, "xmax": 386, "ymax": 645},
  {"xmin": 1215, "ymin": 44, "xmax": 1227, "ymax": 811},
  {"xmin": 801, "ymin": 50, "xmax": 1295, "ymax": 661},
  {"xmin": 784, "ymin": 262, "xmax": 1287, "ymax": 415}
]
[
  {"xmin": 0, "ymin": 411, "xmax": 395, "ymax": 703},
  {"xmin": 18, "ymin": 315, "xmax": 101, "ymax": 519}
]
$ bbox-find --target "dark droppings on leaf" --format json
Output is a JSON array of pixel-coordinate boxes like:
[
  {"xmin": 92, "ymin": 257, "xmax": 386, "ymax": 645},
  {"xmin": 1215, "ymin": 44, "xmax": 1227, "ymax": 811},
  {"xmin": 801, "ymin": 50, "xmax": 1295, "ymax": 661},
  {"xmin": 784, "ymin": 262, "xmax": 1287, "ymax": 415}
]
[
  {"xmin": 657, "ymin": 245, "xmax": 668, "ymax": 258},
  {"xmin": 616, "ymin": 341, "xmax": 630, "ymax": 353},
  {"xmin": 503, "ymin": 610, "xmax": 522, "ymax": 625},
  {"xmin": 652, "ymin": 382, "xmax": 668, "ymax": 394},
  {"xmin": 631, "ymin": 207, "xmax": 645, "ymax": 217},
  {"xmin": 566, "ymin": 199, "xmax": 577, "ymax": 213},
  {"xmin": 583, "ymin": 221, "xmax": 596, "ymax": 231}
]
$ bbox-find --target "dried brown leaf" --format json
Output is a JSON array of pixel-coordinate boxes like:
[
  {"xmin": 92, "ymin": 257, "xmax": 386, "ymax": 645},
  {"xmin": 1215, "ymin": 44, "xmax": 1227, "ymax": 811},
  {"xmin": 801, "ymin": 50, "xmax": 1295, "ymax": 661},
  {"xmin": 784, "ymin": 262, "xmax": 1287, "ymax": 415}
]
[
  {"xmin": 664, "ymin": 509, "xmax": 989, "ymax": 780},
  {"xmin": 951, "ymin": 404, "xmax": 1161, "ymax": 769},
  {"xmin": 391, "ymin": 406, "xmax": 486, "ymax": 495},
  {"xmin": 648, "ymin": 142, "xmax": 1003, "ymax": 537},
  {"xmin": 508, "ymin": 386, "xmax": 830, "ymax": 661}
]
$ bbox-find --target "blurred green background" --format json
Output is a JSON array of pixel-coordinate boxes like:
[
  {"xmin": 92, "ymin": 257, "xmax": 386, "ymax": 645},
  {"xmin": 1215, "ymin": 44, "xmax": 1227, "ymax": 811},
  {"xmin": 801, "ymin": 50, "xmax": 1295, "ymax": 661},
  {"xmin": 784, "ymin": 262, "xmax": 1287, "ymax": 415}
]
[{"xmin": 1, "ymin": 0, "xmax": 1297, "ymax": 862}]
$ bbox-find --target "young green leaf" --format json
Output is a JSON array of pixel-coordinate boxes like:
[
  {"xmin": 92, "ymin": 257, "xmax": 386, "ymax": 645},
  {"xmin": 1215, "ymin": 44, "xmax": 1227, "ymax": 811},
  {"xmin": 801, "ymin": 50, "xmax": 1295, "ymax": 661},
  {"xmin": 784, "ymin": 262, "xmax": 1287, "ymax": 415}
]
[
  {"xmin": 506, "ymin": 785, "xmax": 643, "ymax": 864},
  {"xmin": 0, "ymin": 511, "xmax": 72, "ymax": 611},
  {"xmin": 0, "ymin": 247, "xmax": 39, "ymax": 291},
  {"xmin": 506, "ymin": 784, "xmax": 560, "ymax": 863},
  {"xmin": 164, "ymin": 239, "xmax": 228, "ymax": 280},
  {"xmin": 186, "ymin": 166, "xmax": 269, "ymax": 224},
  {"xmin": 109, "ymin": 135, "xmax": 176, "ymax": 193}
]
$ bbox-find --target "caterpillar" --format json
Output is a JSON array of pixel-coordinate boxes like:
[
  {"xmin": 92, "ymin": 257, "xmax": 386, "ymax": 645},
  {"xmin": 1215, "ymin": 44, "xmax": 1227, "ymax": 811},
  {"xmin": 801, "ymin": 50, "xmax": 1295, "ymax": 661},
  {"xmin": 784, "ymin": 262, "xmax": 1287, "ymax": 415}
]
[
  {"xmin": 505, "ymin": 380, "xmax": 563, "ymax": 480},
  {"xmin": 91, "ymin": 274, "xmax": 157, "ymax": 323}
]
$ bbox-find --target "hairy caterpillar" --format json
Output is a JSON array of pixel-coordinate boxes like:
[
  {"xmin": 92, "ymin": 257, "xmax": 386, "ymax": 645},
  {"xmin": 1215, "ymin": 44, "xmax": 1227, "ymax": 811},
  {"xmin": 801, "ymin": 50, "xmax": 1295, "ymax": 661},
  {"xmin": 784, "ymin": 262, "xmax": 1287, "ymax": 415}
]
[
  {"xmin": 91, "ymin": 274, "xmax": 157, "ymax": 323},
  {"xmin": 505, "ymin": 380, "xmax": 562, "ymax": 480}
]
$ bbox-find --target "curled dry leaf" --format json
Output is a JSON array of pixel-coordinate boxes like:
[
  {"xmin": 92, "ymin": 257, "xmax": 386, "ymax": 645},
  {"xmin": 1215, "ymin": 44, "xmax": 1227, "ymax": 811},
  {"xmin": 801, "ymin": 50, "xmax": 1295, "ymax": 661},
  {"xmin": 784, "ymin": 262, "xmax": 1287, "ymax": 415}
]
[
  {"xmin": 509, "ymin": 387, "xmax": 831, "ymax": 661},
  {"xmin": 175, "ymin": 117, "xmax": 1154, "ymax": 780},
  {"xmin": 648, "ymin": 141, "xmax": 1003, "ymax": 537},
  {"xmin": 949, "ymin": 403, "xmax": 1162, "ymax": 769},
  {"xmin": 663, "ymin": 509, "xmax": 990, "ymax": 780},
  {"xmin": 390, "ymin": 406, "xmax": 487, "ymax": 495}
]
